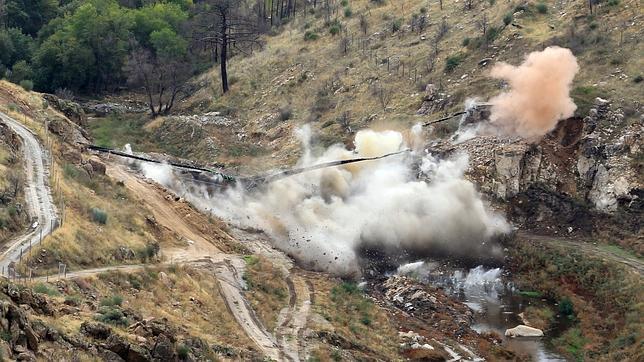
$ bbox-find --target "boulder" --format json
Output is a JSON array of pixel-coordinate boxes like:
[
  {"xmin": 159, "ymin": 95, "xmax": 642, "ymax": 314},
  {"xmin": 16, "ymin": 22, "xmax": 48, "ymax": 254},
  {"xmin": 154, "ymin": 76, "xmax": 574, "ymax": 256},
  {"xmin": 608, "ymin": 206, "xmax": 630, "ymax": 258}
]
[
  {"xmin": 504, "ymin": 325, "xmax": 544, "ymax": 337},
  {"xmin": 89, "ymin": 157, "xmax": 107, "ymax": 175},
  {"xmin": 42, "ymin": 94, "xmax": 88, "ymax": 127},
  {"xmin": 80, "ymin": 321, "xmax": 112, "ymax": 340}
]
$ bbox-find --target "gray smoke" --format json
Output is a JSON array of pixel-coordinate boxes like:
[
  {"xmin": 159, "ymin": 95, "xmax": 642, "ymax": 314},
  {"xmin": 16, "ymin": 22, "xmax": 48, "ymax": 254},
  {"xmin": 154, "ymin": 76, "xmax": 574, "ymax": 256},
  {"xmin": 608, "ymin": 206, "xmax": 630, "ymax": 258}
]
[{"xmin": 129, "ymin": 127, "xmax": 509, "ymax": 276}]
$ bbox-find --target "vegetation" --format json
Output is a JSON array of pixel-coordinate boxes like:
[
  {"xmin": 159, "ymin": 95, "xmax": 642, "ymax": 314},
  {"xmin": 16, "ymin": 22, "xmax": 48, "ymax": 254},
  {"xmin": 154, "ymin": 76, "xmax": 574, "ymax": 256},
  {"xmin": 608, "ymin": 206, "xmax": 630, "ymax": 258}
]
[
  {"xmin": 509, "ymin": 238, "xmax": 642, "ymax": 360},
  {"xmin": 242, "ymin": 256, "xmax": 288, "ymax": 331},
  {"xmin": 33, "ymin": 282, "xmax": 61, "ymax": 296}
]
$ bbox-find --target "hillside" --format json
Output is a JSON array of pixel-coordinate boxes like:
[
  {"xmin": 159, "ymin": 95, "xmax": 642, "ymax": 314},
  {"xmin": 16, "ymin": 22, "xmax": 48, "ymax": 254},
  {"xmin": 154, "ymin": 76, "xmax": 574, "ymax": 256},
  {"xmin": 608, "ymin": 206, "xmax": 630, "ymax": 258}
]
[
  {"xmin": 0, "ymin": 0, "xmax": 642, "ymax": 361},
  {"xmin": 140, "ymin": 0, "xmax": 642, "ymax": 169}
]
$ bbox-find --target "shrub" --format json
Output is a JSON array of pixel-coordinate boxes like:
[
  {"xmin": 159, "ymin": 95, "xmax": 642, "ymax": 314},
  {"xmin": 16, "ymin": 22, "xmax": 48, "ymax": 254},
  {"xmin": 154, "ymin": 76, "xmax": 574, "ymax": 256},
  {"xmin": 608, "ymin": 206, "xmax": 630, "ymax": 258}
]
[
  {"xmin": 329, "ymin": 24, "xmax": 341, "ymax": 36},
  {"xmin": 96, "ymin": 306, "xmax": 129, "ymax": 326},
  {"xmin": 278, "ymin": 106, "xmax": 292, "ymax": 121},
  {"xmin": 444, "ymin": 54, "xmax": 463, "ymax": 73},
  {"xmin": 304, "ymin": 30, "xmax": 319, "ymax": 41},
  {"xmin": 462, "ymin": 37, "xmax": 470, "ymax": 46},
  {"xmin": 536, "ymin": 3, "xmax": 548, "ymax": 14},
  {"xmin": 90, "ymin": 208, "xmax": 108, "ymax": 225},
  {"xmin": 634, "ymin": 75, "xmax": 643, "ymax": 83},
  {"xmin": 344, "ymin": 7, "xmax": 352, "ymax": 17},
  {"xmin": 177, "ymin": 344, "xmax": 190, "ymax": 359},
  {"xmin": 503, "ymin": 13, "xmax": 513, "ymax": 26},
  {"xmin": 559, "ymin": 297, "xmax": 576, "ymax": 319},
  {"xmin": 392, "ymin": 18, "xmax": 402, "ymax": 33},
  {"xmin": 341, "ymin": 0, "xmax": 349, "ymax": 5},
  {"xmin": 33, "ymin": 283, "xmax": 60, "ymax": 296},
  {"xmin": 100, "ymin": 295, "xmax": 124, "ymax": 307},
  {"xmin": 10, "ymin": 60, "xmax": 33, "ymax": 83},
  {"xmin": 19, "ymin": 79, "xmax": 34, "ymax": 91}
]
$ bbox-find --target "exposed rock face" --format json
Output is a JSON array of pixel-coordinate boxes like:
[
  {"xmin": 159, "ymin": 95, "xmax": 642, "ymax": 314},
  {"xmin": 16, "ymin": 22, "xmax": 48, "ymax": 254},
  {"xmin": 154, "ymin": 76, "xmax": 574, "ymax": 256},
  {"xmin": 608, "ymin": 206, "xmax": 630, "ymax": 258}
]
[
  {"xmin": 505, "ymin": 325, "xmax": 544, "ymax": 337},
  {"xmin": 42, "ymin": 94, "xmax": 87, "ymax": 127},
  {"xmin": 445, "ymin": 98, "xmax": 642, "ymax": 215},
  {"xmin": 47, "ymin": 116, "xmax": 89, "ymax": 145},
  {"xmin": 85, "ymin": 102, "xmax": 147, "ymax": 116},
  {"xmin": 0, "ymin": 122, "xmax": 22, "ymax": 150},
  {"xmin": 416, "ymin": 84, "xmax": 451, "ymax": 115}
]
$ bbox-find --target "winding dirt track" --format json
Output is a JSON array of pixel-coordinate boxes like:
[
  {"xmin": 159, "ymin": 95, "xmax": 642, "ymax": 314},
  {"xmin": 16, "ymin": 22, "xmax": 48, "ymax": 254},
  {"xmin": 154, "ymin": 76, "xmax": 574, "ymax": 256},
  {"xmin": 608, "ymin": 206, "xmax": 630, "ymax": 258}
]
[
  {"xmin": 517, "ymin": 232, "xmax": 643, "ymax": 275},
  {"xmin": 107, "ymin": 164, "xmax": 283, "ymax": 360},
  {"xmin": 0, "ymin": 112, "xmax": 312, "ymax": 360},
  {"xmin": 0, "ymin": 111, "xmax": 58, "ymax": 273}
]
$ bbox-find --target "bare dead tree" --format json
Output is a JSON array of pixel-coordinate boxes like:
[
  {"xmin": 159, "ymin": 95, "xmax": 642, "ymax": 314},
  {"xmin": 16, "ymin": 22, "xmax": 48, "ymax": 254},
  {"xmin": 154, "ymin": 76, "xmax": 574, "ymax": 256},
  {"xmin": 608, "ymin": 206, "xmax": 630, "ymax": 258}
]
[
  {"xmin": 125, "ymin": 47, "xmax": 191, "ymax": 117},
  {"xmin": 339, "ymin": 35, "xmax": 350, "ymax": 54},
  {"xmin": 477, "ymin": 13, "xmax": 488, "ymax": 36},
  {"xmin": 372, "ymin": 84, "xmax": 393, "ymax": 110},
  {"xmin": 359, "ymin": 13, "xmax": 369, "ymax": 34},
  {"xmin": 194, "ymin": 0, "xmax": 262, "ymax": 93},
  {"xmin": 336, "ymin": 111, "xmax": 352, "ymax": 133}
]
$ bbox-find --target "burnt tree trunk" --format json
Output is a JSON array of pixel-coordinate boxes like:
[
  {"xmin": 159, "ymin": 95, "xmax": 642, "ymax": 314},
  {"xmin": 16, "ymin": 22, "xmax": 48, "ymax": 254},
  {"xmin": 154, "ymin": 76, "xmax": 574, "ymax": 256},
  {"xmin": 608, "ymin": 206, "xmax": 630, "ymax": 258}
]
[{"xmin": 220, "ymin": 13, "xmax": 229, "ymax": 93}]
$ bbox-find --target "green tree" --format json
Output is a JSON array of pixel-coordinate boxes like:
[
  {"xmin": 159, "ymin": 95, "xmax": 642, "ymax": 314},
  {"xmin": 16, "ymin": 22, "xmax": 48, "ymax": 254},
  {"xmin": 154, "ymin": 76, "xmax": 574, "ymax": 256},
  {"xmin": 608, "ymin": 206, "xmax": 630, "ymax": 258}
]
[
  {"xmin": 9, "ymin": 60, "xmax": 32, "ymax": 82},
  {"xmin": 34, "ymin": 0, "xmax": 133, "ymax": 92},
  {"xmin": 5, "ymin": 0, "xmax": 59, "ymax": 36}
]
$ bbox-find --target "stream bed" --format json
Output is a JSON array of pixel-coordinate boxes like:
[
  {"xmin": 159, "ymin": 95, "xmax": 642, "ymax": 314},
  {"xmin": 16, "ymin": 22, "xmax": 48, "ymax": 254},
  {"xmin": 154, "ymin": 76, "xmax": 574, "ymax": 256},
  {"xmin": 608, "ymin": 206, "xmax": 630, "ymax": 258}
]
[{"xmin": 397, "ymin": 262, "xmax": 569, "ymax": 361}]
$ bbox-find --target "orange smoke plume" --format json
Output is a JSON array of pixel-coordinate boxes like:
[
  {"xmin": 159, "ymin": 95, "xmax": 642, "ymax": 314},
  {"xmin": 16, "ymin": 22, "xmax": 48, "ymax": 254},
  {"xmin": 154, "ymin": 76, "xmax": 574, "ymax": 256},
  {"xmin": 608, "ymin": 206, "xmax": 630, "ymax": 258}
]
[{"xmin": 489, "ymin": 46, "xmax": 579, "ymax": 139}]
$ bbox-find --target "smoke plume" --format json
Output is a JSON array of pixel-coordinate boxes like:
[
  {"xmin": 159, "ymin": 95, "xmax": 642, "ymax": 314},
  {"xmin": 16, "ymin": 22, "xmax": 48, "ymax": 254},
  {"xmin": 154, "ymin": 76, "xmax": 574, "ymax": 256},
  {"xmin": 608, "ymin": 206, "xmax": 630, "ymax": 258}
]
[
  {"xmin": 133, "ymin": 127, "xmax": 509, "ymax": 276},
  {"xmin": 488, "ymin": 46, "xmax": 579, "ymax": 139}
]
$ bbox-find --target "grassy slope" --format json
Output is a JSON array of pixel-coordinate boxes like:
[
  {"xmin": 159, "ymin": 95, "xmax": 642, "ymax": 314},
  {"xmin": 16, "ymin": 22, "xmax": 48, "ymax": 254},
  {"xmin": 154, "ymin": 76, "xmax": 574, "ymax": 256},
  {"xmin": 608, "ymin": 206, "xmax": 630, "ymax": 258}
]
[
  {"xmin": 0, "ymin": 143, "xmax": 28, "ymax": 241},
  {"xmin": 509, "ymin": 237, "xmax": 643, "ymax": 361},
  {"xmin": 29, "ymin": 265, "xmax": 255, "ymax": 357},
  {"xmin": 0, "ymin": 80, "xmax": 174, "ymax": 274},
  {"xmin": 86, "ymin": 0, "xmax": 642, "ymax": 172},
  {"xmin": 174, "ymin": 0, "xmax": 642, "ymax": 170}
]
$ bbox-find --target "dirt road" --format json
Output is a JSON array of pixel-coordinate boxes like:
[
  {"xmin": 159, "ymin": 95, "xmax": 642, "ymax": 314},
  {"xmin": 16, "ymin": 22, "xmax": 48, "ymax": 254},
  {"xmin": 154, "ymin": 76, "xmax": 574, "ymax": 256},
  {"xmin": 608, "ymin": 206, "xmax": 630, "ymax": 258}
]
[
  {"xmin": 0, "ymin": 112, "xmax": 58, "ymax": 273},
  {"xmin": 106, "ymin": 163, "xmax": 285, "ymax": 360},
  {"xmin": 517, "ymin": 232, "xmax": 643, "ymax": 275}
]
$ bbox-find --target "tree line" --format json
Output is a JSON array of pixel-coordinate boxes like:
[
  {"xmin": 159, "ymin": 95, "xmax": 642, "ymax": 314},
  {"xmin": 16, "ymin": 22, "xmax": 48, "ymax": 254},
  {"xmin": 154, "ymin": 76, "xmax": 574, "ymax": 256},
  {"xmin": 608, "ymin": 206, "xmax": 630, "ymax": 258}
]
[{"xmin": 0, "ymin": 0, "xmax": 320, "ymax": 116}]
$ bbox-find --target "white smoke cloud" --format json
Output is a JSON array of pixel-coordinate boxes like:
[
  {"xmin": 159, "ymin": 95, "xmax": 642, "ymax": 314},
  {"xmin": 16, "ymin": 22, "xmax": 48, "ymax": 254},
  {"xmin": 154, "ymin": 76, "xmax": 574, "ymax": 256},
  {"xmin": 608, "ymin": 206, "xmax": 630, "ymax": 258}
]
[{"xmin": 125, "ymin": 128, "xmax": 510, "ymax": 276}]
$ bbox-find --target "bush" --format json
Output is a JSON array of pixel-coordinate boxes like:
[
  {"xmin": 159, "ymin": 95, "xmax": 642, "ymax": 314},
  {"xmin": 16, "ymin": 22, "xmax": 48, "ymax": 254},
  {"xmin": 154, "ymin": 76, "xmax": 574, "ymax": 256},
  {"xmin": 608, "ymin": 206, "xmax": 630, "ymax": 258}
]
[
  {"xmin": 344, "ymin": 7, "xmax": 352, "ymax": 17},
  {"xmin": 19, "ymin": 79, "xmax": 34, "ymax": 91},
  {"xmin": 634, "ymin": 75, "xmax": 643, "ymax": 83},
  {"xmin": 96, "ymin": 306, "xmax": 129, "ymax": 326},
  {"xmin": 10, "ymin": 60, "xmax": 33, "ymax": 83},
  {"xmin": 278, "ymin": 107, "xmax": 292, "ymax": 121},
  {"xmin": 462, "ymin": 37, "xmax": 470, "ymax": 46},
  {"xmin": 90, "ymin": 208, "xmax": 108, "ymax": 225},
  {"xmin": 536, "ymin": 3, "xmax": 548, "ymax": 14},
  {"xmin": 304, "ymin": 30, "xmax": 319, "ymax": 41},
  {"xmin": 177, "ymin": 344, "xmax": 189, "ymax": 359},
  {"xmin": 329, "ymin": 24, "xmax": 341, "ymax": 36},
  {"xmin": 444, "ymin": 54, "xmax": 463, "ymax": 73},
  {"xmin": 100, "ymin": 295, "xmax": 123, "ymax": 307},
  {"xmin": 392, "ymin": 18, "xmax": 402, "ymax": 32},
  {"xmin": 503, "ymin": 13, "xmax": 513, "ymax": 26},
  {"xmin": 559, "ymin": 297, "xmax": 576, "ymax": 319},
  {"xmin": 341, "ymin": 0, "xmax": 349, "ymax": 5},
  {"xmin": 33, "ymin": 283, "xmax": 60, "ymax": 296}
]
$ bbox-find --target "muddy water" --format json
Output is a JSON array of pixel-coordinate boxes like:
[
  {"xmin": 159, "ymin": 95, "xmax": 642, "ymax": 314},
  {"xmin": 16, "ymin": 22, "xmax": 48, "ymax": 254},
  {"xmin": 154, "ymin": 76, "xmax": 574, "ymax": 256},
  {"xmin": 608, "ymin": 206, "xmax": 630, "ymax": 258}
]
[{"xmin": 397, "ymin": 262, "xmax": 568, "ymax": 361}]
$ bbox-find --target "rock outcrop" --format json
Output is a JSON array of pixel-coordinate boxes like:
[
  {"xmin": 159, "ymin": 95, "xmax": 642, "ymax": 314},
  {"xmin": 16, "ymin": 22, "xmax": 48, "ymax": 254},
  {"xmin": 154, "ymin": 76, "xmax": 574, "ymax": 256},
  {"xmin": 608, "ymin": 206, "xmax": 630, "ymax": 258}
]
[{"xmin": 42, "ymin": 94, "xmax": 87, "ymax": 127}]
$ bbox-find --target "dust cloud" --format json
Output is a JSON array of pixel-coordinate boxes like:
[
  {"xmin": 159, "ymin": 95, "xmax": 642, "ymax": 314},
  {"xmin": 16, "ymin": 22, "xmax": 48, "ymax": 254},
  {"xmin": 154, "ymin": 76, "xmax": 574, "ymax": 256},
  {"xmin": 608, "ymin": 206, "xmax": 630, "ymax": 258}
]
[
  {"xmin": 133, "ymin": 127, "xmax": 509, "ymax": 276},
  {"xmin": 488, "ymin": 46, "xmax": 579, "ymax": 139}
]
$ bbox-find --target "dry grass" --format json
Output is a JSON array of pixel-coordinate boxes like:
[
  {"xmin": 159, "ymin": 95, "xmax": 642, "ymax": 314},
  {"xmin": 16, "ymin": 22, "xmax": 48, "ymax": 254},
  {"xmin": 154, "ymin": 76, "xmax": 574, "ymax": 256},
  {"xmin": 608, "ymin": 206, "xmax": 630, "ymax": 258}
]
[
  {"xmin": 305, "ymin": 273, "xmax": 400, "ymax": 360},
  {"xmin": 242, "ymin": 255, "xmax": 289, "ymax": 332},
  {"xmin": 0, "ymin": 80, "xmax": 175, "ymax": 274},
  {"xmin": 39, "ymin": 265, "xmax": 255, "ymax": 350},
  {"xmin": 172, "ymin": 0, "xmax": 643, "ymax": 173}
]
